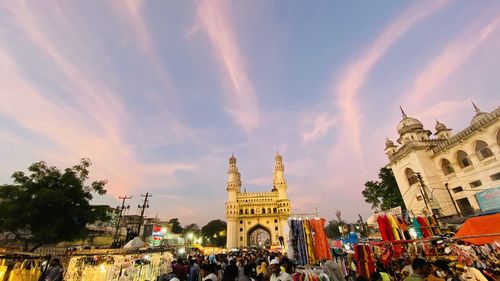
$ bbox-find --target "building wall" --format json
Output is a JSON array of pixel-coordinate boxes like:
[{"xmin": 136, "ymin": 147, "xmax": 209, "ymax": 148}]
[{"xmin": 387, "ymin": 107, "xmax": 499, "ymax": 217}]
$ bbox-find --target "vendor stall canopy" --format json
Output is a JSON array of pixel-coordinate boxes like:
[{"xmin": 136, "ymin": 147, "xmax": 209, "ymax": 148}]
[{"xmin": 454, "ymin": 213, "xmax": 500, "ymax": 245}]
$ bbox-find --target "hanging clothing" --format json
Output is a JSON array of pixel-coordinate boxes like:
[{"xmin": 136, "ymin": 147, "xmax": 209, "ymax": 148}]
[
  {"xmin": 310, "ymin": 218, "xmax": 332, "ymax": 260},
  {"xmin": 377, "ymin": 215, "xmax": 389, "ymax": 242},
  {"xmin": 387, "ymin": 214, "xmax": 401, "ymax": 240},
  {"xmin": 303, "ymin": 220, "xmax": 317, "ymax": 265},
  {"xmin": 412, "ymin": 218, "xmax": 423, "ymax": 238},
  {"xmin": 416, "ymin": 217, "xmax": 431, "ymax": 238}
]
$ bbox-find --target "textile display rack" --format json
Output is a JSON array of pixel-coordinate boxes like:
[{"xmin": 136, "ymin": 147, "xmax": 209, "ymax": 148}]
[
  {"xmin": 351, "ymin": 234, "xmax": 500, "ymax": 281},
  {"xmin": 0, "ymin": 252, "xmax": 52, "ymax": 281},
  {"xmin": 64, "ymin": 248, "xmax": 174, "ymax": 281},
  {"xmin": 286, "ymin": 211, "xmax": 332, "ymax": 266}
]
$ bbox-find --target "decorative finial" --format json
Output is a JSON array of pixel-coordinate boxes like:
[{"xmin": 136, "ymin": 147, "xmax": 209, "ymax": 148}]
[
  {"xmin": 471, "ymin": 100, "xmax": 481, "ymax": 114},
  {"xmin": 399, "ymin": 106, "xmax": 407, "ymax": 118}
]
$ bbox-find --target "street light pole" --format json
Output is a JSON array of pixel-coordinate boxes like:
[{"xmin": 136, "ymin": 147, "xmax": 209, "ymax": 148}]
[{"xmin": 112, "ymin": 195, "xmax": 132, "ymax": 247}]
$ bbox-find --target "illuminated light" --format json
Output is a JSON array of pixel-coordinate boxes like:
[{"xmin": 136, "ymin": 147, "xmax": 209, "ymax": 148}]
[
  {"xmin": 178, "ymin": 248, "xmax": 186, "ymax": 254},
  {"xmin": 99, "ymin": 264, "xmax": 106, "ymax": 272}
]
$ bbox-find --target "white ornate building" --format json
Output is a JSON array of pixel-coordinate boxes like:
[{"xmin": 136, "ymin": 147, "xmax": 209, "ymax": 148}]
[
  {"xmin": 385, "ymin": 104, "xmax": 500, "ymax": 217},
  {"xmin": 225, "ymin": 153, "xmax": 291, "ymax": 249}
]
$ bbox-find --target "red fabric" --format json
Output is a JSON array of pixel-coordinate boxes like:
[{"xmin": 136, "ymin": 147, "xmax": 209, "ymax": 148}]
[
  {"xmin": 417, "ymin": 217, "xmax": 431, "ymax": 238},
  {"xmin": 377, "ymin": 215, "xmax": 389, "ymax": 241},
  {"xmin": 455, "ymin": 213, "xmax": 500, "ymax": 245}
]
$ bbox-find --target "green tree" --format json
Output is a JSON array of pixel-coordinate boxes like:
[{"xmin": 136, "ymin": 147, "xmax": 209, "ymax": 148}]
[
  {"xmin": 0, "ymin": 159, "xmax": 108, "ymax": 251},
  {"xmin": 201, "ymin": 219, "xmax": 226, "ymax": 247},
  {"xmin": 168, "ymin": 218, "xmax": 183, "ymax": 234},
  {"xmin": 325, "ymin": 220, "xmax": 341, "ymax": 238},
  {"xmin": 183, "ymin": 223, "xmax": 201, "ymax": 236},
  {"xmin": 362, "ymin": 166, "xmax": 405, "ymax": 211}
]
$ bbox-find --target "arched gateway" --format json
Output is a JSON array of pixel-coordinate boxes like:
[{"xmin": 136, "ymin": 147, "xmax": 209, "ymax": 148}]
[{"xmin": 225, "ymin": 153, "xmax": 291, "ymax": 249}]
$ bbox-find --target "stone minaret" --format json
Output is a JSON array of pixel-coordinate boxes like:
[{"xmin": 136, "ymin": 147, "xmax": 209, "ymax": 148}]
[
  {"xmin": 273, "ymin": 152, "xmax": 288, "ymax": 200},
  {"xmin": 226, "ymin": 154, "xmax": 240, "ymax": 249}
]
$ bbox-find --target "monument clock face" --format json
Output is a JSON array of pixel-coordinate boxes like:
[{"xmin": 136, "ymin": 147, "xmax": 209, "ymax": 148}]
[{"xmin": 225, "ymin": 153, "xmax": 291, "ymax": 249}]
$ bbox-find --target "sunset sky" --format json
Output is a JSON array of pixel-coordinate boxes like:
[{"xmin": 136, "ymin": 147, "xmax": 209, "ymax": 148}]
[{"xmin": 1, "ymin": 1, "xmax": 499, "ymax": 225}]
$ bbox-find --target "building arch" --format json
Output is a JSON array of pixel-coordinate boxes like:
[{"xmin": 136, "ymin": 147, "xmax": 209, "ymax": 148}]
[
  {"xmin": 456, "ymin": 150, "xmax": 473, "ymax": 168},
  {"xmin": 474, "ymin": 139, "xmax": 493, "ymax": 160},
  {"xmin": 441, "ymin": 158, "xmax": 454, "ymax": 175},
  {"xmin": 247, "ymin": 224, "xmax": 271, "ymax": 248},
  {"xmin": 405, "ymin": 168, "xmax": 418, "ymax": 185},
  {"xmin": 496, "ymin": 128, "xmax": 500, "ymax": 145}
]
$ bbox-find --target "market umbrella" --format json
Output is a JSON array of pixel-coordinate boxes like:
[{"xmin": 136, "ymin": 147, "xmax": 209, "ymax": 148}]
[{"xmin": 454, "ymin": 213, "xmax": 500, "ymax": 245}]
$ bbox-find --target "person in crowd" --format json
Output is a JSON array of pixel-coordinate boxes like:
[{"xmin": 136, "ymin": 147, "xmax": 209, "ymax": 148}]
[
  {"xmin": 456, "ymin": 265, "xmax": 488, "ymax": 281},
  {"xmin": 174, "ymin": 258, "xmax": 189, "ymax": 281},
  {"xmin": 224, "ymin": 259, "xmax": 239, "ymax": 281},
  {"xmin": 323, "ymin": 260, "xmax": 346, "ymax": 281},
  {"xmin": 427, "ymin": 260, "xmax": 451, "ymax": 281},
  {"xmin": 269, "ymin": 258, "xmax": 292, "ymax": 281},
  {"xmin": 44, "ymin": 259, "xmax": 64, "ymax": 281},
  {"xmin": 256, "ymin": 262, "xmax": 268, "ymax": 281},
  {"xmin": 201, "ymin": 263, "xmax": 219, "ymax": 281},
  {"xmin": 189, "ymin": 259, "xmax": 199, "ymax": 281},
  {"xmin": 239, "ymin": 264, "xmax": 255, "ymax": 281},
  {"xmin": 370, "ymin": 271, "xmax": 392, "ymax": 281},
  {"xmin": 403, "ymin": 258, "xmax": 431, "ymax": 281},
  {"xmin": 401, "ymin": 257, "xmax": 413, "ymax": 279}
]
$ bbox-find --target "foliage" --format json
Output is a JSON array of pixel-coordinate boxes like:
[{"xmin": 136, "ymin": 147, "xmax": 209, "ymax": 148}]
[
  {"xmin": 201, "ymin": 219, "xmax": 226, "ymax": 247},
  {"xmin": 168, "ymin": 218, "xmax": 183, "ymax": 234},
  {"xmin": 325, "ymin": 220, "xmax": 342, "ymax": 238},
  {"xmin": 362, "ymin": 166, "xmax": 405, "ymax": 211},
  {"xmin": 183, "ymin": 223, "xmax": 201, "ymax": 237},
  {"xmin": 0, "ymin": 159, "xmax": 108, "ymax": 251}
]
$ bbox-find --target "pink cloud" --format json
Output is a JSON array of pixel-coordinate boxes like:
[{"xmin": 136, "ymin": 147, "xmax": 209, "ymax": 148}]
[
  {"xmin": 0, "ymin": 3, "xmax": 196, "ymax": 198},
  {"xmin": 407, "ymin": 14, "xmax": 500, "ymax": 105},
  {"xmin": 191, "ymin": 0, "xmax": 259, "ymax": 133}
]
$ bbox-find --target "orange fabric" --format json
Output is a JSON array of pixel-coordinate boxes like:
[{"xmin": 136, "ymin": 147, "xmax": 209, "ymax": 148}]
[
  {"xmin": 454, "ymin": 213, "xmax": 500, "ymax": 245},
  {"xmin": 310, "ymin": 218, "xmax": 332, "ymax": 260}
]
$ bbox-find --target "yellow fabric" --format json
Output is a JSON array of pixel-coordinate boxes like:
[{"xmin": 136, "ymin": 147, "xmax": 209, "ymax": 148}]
[
  {"xmin": 387, "ymin": 214, "xmax": 401, "ymax": 240},
  {"xmin": 304, "ymin": 220, "xmax": 317, "ymax": 264},
  {"xmin": 8, "ymin": 260, "xmax": 41, "ymax": 281}
]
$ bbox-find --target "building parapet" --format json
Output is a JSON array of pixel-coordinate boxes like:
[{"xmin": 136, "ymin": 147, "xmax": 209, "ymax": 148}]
[
  {"xmin": 237, "ymin": 192, "xmax": 277, "ymax": 198},
  {"xmin": 431, "ymin": 107, "xmax": 500, "ymax": 154}
]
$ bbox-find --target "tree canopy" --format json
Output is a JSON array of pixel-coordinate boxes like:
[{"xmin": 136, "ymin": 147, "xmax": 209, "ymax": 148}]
[
  {"xmin": 168, "ymin": 218, "xmax": 183, "ymax": 234},
  {"xmin": 201, "ymin": 219, "xmax": 226, "ymax": 247},
  {"xmin": 362, "ymin": 166, "xmax": 405, "ymax": 211},
  {"xmin": 183, "ymin": 223, "xmax": 201, "ymax": 237},
  {"xmin": 0, "ymin": 159, "xmax": 108, "ymax": 251}
]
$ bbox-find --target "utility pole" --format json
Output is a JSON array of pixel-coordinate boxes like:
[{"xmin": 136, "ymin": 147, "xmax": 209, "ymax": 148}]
[
  {"xmin": 112, "ymin": 195, "xmax": 132, "ymax": 248},
  {"xmin": 137, "ymin": 192, "xmax": 151, "ymax": 240},
  {"xmin": 416, "ymin": 173, "xmax": 431, "ymax": 214},
  {"xmin": 445, "ymin": 183, "xmax": 461, "ymax": 216}
]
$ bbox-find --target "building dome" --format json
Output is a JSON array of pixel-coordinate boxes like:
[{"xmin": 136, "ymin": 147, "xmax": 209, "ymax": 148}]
[
  {"xmin": 397, "ymin": 108, "xmax": 424, "ymax": 135},
  {"xmin": 229, "ymin": 154, "xmax": 236, "ymax": 163},
  {"xmin": 435, "ymin": 120, "xmax": 447, "ymax": 132},
  {"xmin": 470, "ymin": 102, "xmax": 490, "ymax": 126},
  {"xmin": 275, "ymin": 152, "xmax": 282, "ymax": 161}
]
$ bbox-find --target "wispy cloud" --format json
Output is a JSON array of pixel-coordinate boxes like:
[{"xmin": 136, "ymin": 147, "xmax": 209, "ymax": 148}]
[
  {"xmin": 302, "ymin": 1, "xmax": 449, "ymax": 159},
  {"xmin": 0, "ymin": 2, "xmax": 195, "ymax": 197},
  {"xmin": 191, "ymin": 0, "xmax": 259, "ymax": 133},
  {"xmin": 407, "ymin": 14, "xmax": 500, "ymax": 105}
]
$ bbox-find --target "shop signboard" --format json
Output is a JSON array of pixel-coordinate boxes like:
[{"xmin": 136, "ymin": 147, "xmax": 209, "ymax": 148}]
[{"xmin": 475, "ymin": 186, "xmax": 500, "ymax": 212}]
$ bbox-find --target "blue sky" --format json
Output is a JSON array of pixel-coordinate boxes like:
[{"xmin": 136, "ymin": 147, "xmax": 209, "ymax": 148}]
[{"xmin": 1, "ymin": 1, "xmax": 499, "ymax": 225}]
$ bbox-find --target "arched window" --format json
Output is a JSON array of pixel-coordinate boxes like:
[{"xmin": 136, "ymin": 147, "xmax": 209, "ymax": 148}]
[
  {"xmin": 273, "ymin": 208, "xmax": 277, "ymax": 213},
  {"xmin": 262, "ymin": 208, "xmax": 266, "ymax": 214},
  {"xmin": 475, "ymin": 140, "xmax": 493, "ymax": 160},
  {"xmin": 268, "ymin": 208, "xmax": 271, "ymax": 213},
  {"xmin": 496, "ymin": 129, "xmax": 500, "ymax": 145},
  {"xmin": 239, "ymin": 209, "xmax": 243, "ymax": 215},
  {"xmin": 405, "ymin": 168, "xmax": 418, "ymax": 185},
  {"xmin": 457, "ymin": 150, "xmax": 473, "ymax": 168},
  {"xmin": 251, "ymin": 209, "xmax": 254, "ymax": 215},
  {"xmin": 441, "ymin": 159, "xmax": 454, "ymax": 175},
  {"xmin": 245, "ymin": 209, "xmax": 248, "ymax": 215}
]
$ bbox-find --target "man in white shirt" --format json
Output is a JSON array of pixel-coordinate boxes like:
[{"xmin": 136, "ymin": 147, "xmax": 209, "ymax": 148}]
[{"xmin": 269, "ymin": 259, "xmax": 292, "ymax": 281}]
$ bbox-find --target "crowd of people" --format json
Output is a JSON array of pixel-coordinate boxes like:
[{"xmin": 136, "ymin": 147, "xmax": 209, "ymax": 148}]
[{"xmin": 164, "ymin": 248, "xmax": 497, "ymax": 281}]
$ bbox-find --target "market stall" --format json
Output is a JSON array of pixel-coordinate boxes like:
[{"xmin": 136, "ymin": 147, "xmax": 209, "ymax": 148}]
[{"xmin": 64, "ymin": 248, "xmax": 174, "ymax": 281}]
